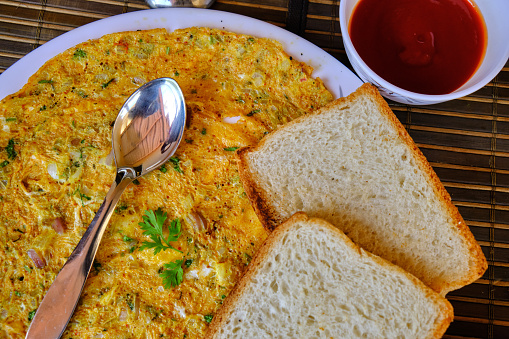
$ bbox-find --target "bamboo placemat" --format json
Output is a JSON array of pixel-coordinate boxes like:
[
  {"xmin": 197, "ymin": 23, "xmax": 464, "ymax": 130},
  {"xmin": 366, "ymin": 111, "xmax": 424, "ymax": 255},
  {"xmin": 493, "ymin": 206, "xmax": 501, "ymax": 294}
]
[{"xmin": 1, "ymin": 0, "xmax": 508, "ymax": 338}]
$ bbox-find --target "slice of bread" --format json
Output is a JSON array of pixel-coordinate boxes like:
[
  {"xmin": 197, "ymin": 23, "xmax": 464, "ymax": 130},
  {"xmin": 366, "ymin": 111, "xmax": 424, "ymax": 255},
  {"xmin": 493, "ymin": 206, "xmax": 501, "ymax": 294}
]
[
  {"xmin": 237, "ymin": 83, "xmax": 486, "ymax": 295},
  {"xmin": 207, "ymin": 213, "xmax": 454, "ymax": 339}
]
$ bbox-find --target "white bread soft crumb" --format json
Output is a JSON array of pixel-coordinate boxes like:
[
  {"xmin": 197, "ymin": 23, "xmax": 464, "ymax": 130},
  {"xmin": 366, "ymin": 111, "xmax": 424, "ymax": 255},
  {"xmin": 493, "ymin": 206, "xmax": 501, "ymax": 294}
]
[
  {"xmin": 207, "ymin": 213, "xmax": 453, "ymax": 339},
  {"xmin": 237, "ymin": 83, "xmax": 486, "ymax": 295}
]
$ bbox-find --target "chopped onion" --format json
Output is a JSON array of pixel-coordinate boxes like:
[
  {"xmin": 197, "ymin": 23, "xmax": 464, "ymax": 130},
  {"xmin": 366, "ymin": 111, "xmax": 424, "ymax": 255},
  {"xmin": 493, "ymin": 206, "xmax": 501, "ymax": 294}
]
[
  {"xmin": 27, "ymin": 249, "xmax": 46, "ymax": 268},
  {"xmin": 222, "ymin": 116, "xmax": 242, "ymax": 124},
  {"xmin": 68, "ymin": 166, "xmax": 83, "ymax": 184},
  {"xmin": 47, "ymin": 163, "xmax": 60, "ymax": 181},
  {"xmin": 174, "ymin": 304, "xmax": 186, "ymax": 319},
  {"xmin": 134, "ymin": 295, "xmax": 140, "ymax": 319},
  {"xmin": 98, "ymin": 150, "xmax": 114, "ymax": 167},
  {"xmin": 185, "ymin": 212, "xmax": 206, "ymax": 233},
  {"xmin": 185, "ymin": 270, "xmax": 199, "ymax": 280},
  {"xmin": 51, "ymin": 217, "xmax": 65, "ymax": 234},
  {"xmin": 119, "ymin": 309, "xmax": 128, "ymax": 321},
  {"xmin": 133, "ymin": 77, "xmax": 145, "ymax": 85},
  {"xmin": 69, "ymin": 150, "xmax": 81, "ymax": 161}
]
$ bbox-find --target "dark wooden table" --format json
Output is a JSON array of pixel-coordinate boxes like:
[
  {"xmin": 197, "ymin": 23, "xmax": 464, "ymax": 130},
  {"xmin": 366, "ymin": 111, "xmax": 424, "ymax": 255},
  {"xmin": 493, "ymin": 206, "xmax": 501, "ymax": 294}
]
[{"xmin": 1, "ymin": 1, "xmax": 508, "ymax": 338}]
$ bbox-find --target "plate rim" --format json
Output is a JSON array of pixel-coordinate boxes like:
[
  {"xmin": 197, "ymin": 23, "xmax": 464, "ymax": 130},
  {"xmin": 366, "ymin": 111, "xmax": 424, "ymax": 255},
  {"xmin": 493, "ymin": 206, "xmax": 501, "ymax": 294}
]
[{"xmin": 0, "ymin": 8, "xmax": 362, "ymax": 101}]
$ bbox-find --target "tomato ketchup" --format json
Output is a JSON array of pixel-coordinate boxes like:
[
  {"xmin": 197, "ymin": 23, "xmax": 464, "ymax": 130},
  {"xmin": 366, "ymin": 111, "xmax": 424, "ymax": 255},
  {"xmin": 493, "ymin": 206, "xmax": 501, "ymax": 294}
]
[{"xmin": 349, "ymin": 0, "xmax": 487, "ymax": 95}]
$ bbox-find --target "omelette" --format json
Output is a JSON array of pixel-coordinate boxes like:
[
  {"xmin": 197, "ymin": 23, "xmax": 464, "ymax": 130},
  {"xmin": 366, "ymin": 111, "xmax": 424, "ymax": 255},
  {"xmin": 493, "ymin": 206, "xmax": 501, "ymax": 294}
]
[{"xmin": 0, "ymin": 27, "xmax": 333, "ymax": 338}]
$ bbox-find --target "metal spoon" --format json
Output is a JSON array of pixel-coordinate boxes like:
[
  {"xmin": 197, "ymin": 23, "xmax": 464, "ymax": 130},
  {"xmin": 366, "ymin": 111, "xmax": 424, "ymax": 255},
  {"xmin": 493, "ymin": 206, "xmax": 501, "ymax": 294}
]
[{"xmin": 25, "ymin": 77, "xmax": 186, "ymax": 339}]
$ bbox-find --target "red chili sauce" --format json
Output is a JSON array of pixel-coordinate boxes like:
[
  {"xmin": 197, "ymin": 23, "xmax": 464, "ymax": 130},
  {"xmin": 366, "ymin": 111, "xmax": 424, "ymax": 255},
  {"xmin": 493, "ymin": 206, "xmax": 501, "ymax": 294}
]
[{"xmin": 349, "ymin": 0, "xmax": 487, "ymax": 95}]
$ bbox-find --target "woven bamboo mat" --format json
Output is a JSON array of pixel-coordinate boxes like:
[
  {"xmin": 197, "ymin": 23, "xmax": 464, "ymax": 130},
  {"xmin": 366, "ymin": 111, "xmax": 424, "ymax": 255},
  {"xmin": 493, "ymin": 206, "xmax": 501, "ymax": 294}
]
[{"xmin": 1, "ymin": 0, "xmax": 508, "ymax": 338}]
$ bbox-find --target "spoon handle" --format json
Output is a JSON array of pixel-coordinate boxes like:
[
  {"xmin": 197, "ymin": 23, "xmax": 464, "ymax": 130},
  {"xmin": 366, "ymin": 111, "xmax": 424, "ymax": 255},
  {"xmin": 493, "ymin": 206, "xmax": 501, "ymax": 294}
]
[{"xmin": 25, "ymin": 170, "xmax": 134, "ymax": 339}]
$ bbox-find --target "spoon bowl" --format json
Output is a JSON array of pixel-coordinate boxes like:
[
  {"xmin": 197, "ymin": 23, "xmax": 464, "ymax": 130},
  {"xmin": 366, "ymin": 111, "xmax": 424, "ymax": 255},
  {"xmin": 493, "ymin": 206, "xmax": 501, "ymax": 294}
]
[
  {"xmin": 25, "ymin": 77, "xmax": 186, "ymax": 339},
  {"xmin": 113, "ymin": 78, "xmax": 186, "ymax": 174}
]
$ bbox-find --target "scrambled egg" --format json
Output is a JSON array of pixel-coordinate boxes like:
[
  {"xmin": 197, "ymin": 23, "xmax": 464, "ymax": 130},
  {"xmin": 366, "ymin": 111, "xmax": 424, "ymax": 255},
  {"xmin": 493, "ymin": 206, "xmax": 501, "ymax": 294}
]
[{"xmin": 0, "ymin": 27, "xmax": 333, "ymax": 338}]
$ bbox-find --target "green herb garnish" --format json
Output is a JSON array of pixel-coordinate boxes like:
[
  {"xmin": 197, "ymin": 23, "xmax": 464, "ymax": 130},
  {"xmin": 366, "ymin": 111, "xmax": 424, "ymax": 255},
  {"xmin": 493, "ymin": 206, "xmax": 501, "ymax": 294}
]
[
  {"xmin": 73, "ymin": 49, "xmax": 87, "ymax": 59},
  {"xmin": 102, "ymin": 78, "xmax": 115, "ymax": 89},
  {"xmin": 6, "ymin": 139, "xmax": 16, "ymax": 159},
  {"xmin": 223, "ymin": 147, "xmax": 239, "ymax": 152},
  {"xmin": 28, "ymin": 310, "xmax": 36, "ymax": 321},
  {"xmin": 139, "ymin": 209, "xmax": 182, "ymax": 255},
  {"xmin": 159, "ymin": 260, "xmax": 184, "ymax": 289},
  {"xmin": 204, "ymin": 314, "xmax": 214, "ymax": 323},
  {"xmin": 169, "ymin": 156, "xmax": 182, "ymax": 173},
  {"xmin": 247, "ymin": 109, "xmax": 260, "ymax": 116}
]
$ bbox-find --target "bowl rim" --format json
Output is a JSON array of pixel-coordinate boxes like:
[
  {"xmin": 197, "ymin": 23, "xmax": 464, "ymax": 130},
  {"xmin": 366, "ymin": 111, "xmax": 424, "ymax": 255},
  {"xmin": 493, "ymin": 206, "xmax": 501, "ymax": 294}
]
[{"xmin": 339, "ymin": 0, "xmax": 509, "ymax": 103}]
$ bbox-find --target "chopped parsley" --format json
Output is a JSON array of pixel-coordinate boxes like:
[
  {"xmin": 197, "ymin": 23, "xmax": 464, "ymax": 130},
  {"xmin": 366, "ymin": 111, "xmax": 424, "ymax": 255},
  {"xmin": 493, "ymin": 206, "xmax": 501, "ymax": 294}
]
[
  {"xmin": 6, "ymin": 139, "xmax": 17, "ymax": 160},
  {"xmin": 204, "ymin": 314, "xmax": 214, "ymax": 323},
  {"xmin": 0, "ymin": 160, "xmax": 8, "ymax": 168},
  {"xmin": 223, "ymin": 147, "xmax": 239, "ymax": 152},
  {"xmin": 159, "ymin": 164, "xmax": 167, "ymax": 173},
  {"xmin": 184, "ymin": 259, "xmax": 193, "ymax": 268},
  {"xmin": 115, "ymin": 204, "xmax": 128, "ymax": 214},
  {"xmin": 101, "ymin": 78, "xmax": 115, "ymax": 89},
  {"xmin": 28, "ymin": 310, "xmax": 36, "ymax": 321},
  {"xmin": 201, "ymin": 128, "xmax": 207, "ymax": 135},
  {"xmin": 247, "ymin": 109, "xmax": 260, "ymax": 116},
  {"xmin": 169, "ymin": 156, "xmax": 182, "ymax": 173},
  {"xmin": 73, "ymin": 49, "xmax": 87, "ymax": 59}
]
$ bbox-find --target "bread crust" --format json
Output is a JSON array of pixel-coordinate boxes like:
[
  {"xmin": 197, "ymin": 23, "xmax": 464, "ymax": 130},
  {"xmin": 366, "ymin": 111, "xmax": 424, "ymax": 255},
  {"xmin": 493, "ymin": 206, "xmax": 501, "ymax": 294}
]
[
  {"xmin": 237, "ymin": 83, "xmax": 487, "ymax": 295},
  {"xmin": 206, "ymin": 212, "xmax": 454, "ymax": 339}
]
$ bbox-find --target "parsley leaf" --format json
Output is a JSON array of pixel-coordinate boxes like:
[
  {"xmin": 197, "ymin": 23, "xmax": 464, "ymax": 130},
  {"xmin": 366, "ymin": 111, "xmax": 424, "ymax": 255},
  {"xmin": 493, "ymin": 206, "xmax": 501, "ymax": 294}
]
[
  {"xmin": 139, "ymin": 208, "xmax": 182, "ymax": 254},
  {"xmin": 6, "ymin": 139, "xmax": 16, "ymax": 160},
  {"xmin": 159, "ymin": 260, "xmax": 184, "ymax": 288},
  {"xmin": 223, "ymin": 147, "xmax": 239, "ymax": 152}
]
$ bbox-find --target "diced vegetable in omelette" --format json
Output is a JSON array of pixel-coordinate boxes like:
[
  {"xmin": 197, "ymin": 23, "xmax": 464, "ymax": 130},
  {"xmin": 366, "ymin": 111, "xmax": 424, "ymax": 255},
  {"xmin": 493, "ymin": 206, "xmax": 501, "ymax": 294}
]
[{"xmin": 0, "ymin": 27, "xmax": 333, "ymax": 338}]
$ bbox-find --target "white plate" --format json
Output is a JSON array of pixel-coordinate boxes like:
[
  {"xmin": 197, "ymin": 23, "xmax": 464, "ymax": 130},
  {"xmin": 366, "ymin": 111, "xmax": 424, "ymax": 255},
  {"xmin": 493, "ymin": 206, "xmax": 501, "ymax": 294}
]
[{"xmin": 0, "ymin": 8, "xmax": 362, "ymax": 101}]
